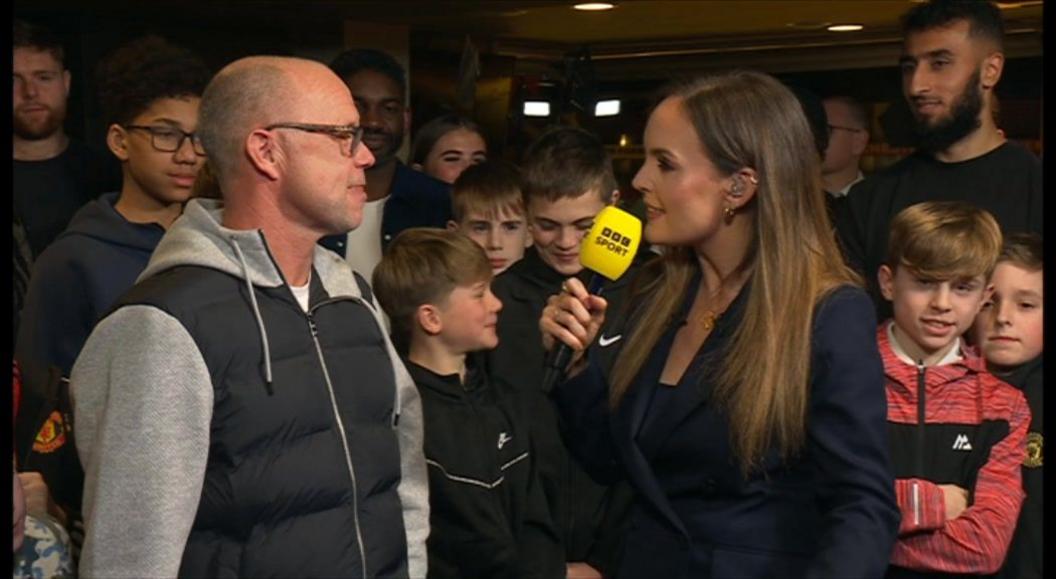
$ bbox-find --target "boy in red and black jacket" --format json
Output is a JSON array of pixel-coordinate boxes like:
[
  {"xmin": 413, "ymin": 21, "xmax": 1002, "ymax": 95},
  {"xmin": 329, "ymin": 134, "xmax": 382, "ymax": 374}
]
[{"xmin": 877, "ymin": 201, "xmax": 1030, "ymax": 578}]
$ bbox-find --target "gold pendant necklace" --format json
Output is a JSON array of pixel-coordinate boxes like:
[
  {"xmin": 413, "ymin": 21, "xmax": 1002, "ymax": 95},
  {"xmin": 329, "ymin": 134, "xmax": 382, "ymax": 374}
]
[
  {"xmin": 691, "ymin": 307, "xmax": 724, "ymax": 333},
  {"xmin": 699, "ymin": 310, "xmax": 720, "ymax": 332}
]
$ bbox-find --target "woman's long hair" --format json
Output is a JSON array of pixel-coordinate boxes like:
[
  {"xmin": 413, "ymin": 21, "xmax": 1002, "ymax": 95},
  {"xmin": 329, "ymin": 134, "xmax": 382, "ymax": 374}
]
[{"xmin": 609, "ymin": 71, "xmax": 859, "ymax": 475}]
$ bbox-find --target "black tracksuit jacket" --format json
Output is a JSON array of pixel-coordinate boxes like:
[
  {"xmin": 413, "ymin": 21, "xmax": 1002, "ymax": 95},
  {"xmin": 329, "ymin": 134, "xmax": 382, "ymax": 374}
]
[
  {"xmin": 485, "ymin": 246, "xmax": 642, "ymax": 575},
  {"xmin": 407, "ymin": 356, "xmax": 563, "ymax": 578}
]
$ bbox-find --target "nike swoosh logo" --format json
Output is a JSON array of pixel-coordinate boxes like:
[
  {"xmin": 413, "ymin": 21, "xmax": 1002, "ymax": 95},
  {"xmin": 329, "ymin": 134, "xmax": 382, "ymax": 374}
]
[{"xmin": 598, "ymin": 334, "xmax": 622, "ymax": 347}]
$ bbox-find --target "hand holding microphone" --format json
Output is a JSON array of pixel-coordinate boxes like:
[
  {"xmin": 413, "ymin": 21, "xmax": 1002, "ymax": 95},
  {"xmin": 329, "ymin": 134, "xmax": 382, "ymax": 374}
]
[
  {"xmin": 540, "ymin": 277, "xmax": 608, "ymax": 362},
  {"xmin": 539, "ymin": 206, "xmax": 642, "ymax": 391}
]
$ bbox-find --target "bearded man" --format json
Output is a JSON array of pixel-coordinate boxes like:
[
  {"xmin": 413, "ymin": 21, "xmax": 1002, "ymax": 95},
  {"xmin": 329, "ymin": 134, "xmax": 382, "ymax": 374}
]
[
  {"xmin": 834, "ymin": 0, "xmax": 1042, "ymax": 317},
  {"xmin": 13, "ymin": 19, "xmax": 120, "ymax": 259}
]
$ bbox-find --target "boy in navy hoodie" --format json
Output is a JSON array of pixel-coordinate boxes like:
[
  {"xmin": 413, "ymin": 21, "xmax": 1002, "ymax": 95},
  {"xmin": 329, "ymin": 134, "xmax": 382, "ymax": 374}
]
[
  {"xmin": 13, "ymin": 36, "xmax": 209, "ymax": 548},
  {"xmin": 971, "ymin": 233, "xmax": 1043, "ymax": 579},
  {"xmin": 877, "ymin": 201, "xmax": 1030, "ymax": 577},
  {"xmin": 372, "ymin": 228, "xmax": 562, "ymax": 578}
]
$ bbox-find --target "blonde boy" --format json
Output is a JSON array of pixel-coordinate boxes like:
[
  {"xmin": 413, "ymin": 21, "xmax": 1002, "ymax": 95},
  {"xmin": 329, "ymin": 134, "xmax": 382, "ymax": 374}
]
[
  {"xmin": 447, "ymin": 160, "xmax": 531, "ymax": 275},
  {"xmin": 877, "ymin": 201, "xmax": 1029, "ymax": 577},
  {"xmin": 371, "ymin": 228, "xmax": 562, "ymax": 579}
]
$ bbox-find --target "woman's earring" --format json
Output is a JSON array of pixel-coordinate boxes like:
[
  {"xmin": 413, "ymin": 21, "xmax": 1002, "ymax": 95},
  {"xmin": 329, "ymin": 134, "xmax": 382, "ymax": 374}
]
[{"xmin": 723, "ymin": 205, "xmax": 736, "ymax": 224}]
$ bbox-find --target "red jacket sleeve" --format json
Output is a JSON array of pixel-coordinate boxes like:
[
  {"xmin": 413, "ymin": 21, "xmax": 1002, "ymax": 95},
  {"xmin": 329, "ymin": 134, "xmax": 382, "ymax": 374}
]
[
  {"xmin": 891, "ymin": 386, "xmax": 1030, "ymax": 574},
  {"xmin": 894, "ymin": 478, "xmax": 947, "ymax": 534}
]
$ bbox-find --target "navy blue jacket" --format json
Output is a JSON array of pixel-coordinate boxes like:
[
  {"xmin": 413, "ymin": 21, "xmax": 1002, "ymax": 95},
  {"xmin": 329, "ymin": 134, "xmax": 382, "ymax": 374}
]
[
  {"xmin": 552, "ymin": 279, "xmax": 900, "ymax": 578},
  {"xmin": 319, "ymin": 162, "xmax": 451, "ymax": 256},
  {"xmin": 16, "ymin": 192, "xmax": 166, "ymax": 380}
]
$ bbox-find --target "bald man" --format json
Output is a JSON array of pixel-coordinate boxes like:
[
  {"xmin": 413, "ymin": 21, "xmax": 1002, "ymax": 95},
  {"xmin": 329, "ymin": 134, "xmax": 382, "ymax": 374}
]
[{"xmin": 71, "ymin": 56, "xmax": 429, "ymax": 578}]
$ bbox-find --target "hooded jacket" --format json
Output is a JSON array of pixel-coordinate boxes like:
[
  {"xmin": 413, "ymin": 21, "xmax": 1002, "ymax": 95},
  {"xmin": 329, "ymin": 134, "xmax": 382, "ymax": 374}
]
[
  {"xmin": 71, "ymin": 199, "xmax": 429, "ymax": 578},
  {"xmin": 406, "ymin": 355, "xmax": 563, "ymax": 578},
  {"xmin": 16, "ymin": 192, "xmax": 165, "ymax": 381},
  {"xmin": 14, "ymin": 192, "xmax": 164, "ymax": 529},
  {"xmin": 880, "ymin": 323, "xmax": 1029, "ymax": 577},
  {"xmin": 485, "ymin": 245, "xmax": 637, "ymax": 574}
]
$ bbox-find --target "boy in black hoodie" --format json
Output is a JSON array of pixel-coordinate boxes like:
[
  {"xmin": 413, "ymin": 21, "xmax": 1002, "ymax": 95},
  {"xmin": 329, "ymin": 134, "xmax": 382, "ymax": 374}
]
[
  {"xmin": 971, "ymin": 233, "xmax": 1043, "ymax": 579},
  {"xmin": 373, "ymin": 228, "xmax": 563, "ymax": 578},
  {"xmin": 13, "ymin": 36, "xmax": 209, "ymax": 548},
  {"xmin": 486, "ymin": 126, "xmax": 635, "ymax": 577}
]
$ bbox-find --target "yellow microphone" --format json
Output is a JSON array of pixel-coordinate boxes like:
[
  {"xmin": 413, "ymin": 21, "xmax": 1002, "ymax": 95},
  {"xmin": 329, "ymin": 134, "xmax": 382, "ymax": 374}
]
[
  {"xmin": 541, "ymin": 205, "xmax": 642, "ymax": 391},
  {"xmin": 579, "ymin": 205, "xmax": 643, "ymax": 286}
]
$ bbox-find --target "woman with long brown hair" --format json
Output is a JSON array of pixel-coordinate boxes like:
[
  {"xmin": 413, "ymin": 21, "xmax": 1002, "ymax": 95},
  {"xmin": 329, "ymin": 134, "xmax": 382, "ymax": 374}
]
[{"xmin": 540, "ymin": 70, "xmax": 899, "ymax": 578}]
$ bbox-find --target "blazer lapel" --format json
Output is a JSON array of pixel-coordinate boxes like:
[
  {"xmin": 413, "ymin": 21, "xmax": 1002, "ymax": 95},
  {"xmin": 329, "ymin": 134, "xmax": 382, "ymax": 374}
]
[
  {"xmin": 632, "ymin": 281, "xmax": 747, "ymax": 461},
  {"xmin": 613, "ymin": 378, "xmax": 690, "ymax": 537}
]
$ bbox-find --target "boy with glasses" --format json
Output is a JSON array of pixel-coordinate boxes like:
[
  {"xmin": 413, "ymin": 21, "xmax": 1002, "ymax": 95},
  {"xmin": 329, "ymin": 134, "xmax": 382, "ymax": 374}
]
[
  {"xmin": 14, "ymin": 37, "xmax": 208, "ymax": 550},
  {"xmin": 18, "ymin": 33, "xmax": 209, "ymax": 381}
]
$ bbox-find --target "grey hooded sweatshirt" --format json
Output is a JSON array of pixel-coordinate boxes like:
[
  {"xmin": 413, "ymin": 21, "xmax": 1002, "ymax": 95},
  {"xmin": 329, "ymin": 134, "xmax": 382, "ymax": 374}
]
[{"xmin": 71, "ymin": 198, "xmax": 429, "ymax": 578}]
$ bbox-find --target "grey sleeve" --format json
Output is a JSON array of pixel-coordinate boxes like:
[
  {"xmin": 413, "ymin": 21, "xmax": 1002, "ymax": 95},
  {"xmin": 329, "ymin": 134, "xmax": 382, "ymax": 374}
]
[
  {"xmin": 71, "ymin": 305, "xmax": 213, "ymax": 579},
  {"xmin": 391, "ymin": 358, "xmax": 430, "ymax": 578},
  {"xmin": 366, "ymin": 298, "xmax": 430, "ymax": 578}
]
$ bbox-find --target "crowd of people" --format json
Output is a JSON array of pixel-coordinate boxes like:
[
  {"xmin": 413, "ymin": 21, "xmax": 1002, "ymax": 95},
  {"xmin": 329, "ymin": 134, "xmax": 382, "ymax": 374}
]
[{"xmin": 11, "ymin": 0, "xmax": 1042, "ymax": 578}]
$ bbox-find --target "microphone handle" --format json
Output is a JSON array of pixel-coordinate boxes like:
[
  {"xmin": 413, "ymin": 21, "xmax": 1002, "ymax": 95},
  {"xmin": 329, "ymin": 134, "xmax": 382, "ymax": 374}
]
[{"xmin": 540, "ymin": 273, "xmax": 607, "ymax": 393}]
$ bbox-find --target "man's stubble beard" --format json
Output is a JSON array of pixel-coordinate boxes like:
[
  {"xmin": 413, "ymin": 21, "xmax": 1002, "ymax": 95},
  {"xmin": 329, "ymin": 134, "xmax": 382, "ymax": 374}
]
[
  {"xmin": 13, "ymin": 105, "xmax": 65, "ymax": 141},
  {"xmin": 912, "ymin": 69, "xmax": 985, "ymax": 154}
]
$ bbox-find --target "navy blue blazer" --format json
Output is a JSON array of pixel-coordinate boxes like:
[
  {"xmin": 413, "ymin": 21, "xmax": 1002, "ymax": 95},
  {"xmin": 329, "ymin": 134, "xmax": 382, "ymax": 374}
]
[{"xmin": 552, "ymin": 280, "xmax": 900, "ymax": 578}]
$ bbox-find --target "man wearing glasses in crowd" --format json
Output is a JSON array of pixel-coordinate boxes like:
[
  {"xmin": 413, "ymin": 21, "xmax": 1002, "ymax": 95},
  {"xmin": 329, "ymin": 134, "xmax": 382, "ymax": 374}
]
[
  {"xmin": 821, "ymin": 95, "xmax": 870, "ymax": 198},
  {"xmin": 71, "ymin": 55, "xmax": 429, "ymax": 578},
  {"xmin": 17, "ymin": 34, "xmax": 209, "ymax": 387},
  {"xmin": 15, "ymin": 34, "xmax": 209, "ymax": 564}
]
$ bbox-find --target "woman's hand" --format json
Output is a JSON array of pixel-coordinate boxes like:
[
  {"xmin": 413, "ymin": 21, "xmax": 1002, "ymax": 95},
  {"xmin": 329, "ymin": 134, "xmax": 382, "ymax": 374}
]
[{"xmin": 540, "ymin": 277, "xmax": 608, "ymax": 370}]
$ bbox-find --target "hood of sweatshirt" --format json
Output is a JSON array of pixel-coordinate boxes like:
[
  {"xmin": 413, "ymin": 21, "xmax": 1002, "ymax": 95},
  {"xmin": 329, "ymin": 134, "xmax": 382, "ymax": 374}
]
[
  {"xmin": 138, "ymin": 198, "xmax": 366, "ymax": 302},
  {"xmin": 57, "ymin": 192, "xmax": 165, "ymax": 252},
  {"xmin": 136, "ymin": 198, "xmax": 374, "ymax": 393}
]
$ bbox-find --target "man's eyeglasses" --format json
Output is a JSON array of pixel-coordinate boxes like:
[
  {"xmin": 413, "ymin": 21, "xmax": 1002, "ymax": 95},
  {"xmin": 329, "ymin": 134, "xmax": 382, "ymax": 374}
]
[
  {"xmin": 826, "ymin": 124, "xmax": 864, "ymax": 135},
  {"xmin": 124, "ymin": 125, "xmax": 206, "ymax": 156},
  {"xmin": 265, "ymin": 122, "xmax": 364, "ymax": 157}
]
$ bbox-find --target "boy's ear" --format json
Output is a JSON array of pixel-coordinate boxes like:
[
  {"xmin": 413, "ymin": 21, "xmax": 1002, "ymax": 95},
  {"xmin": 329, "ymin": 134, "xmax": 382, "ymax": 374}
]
[
  {"xmin": 106, "ymin": 124, "xmax": 131, "ymax": 162},
  {"xmin": 609, "ymin": 189, "xmax": 621, "ymax": 206},
  {"xmin": 446, "ymin": 220, "xmax": 459, "ymax": 232},
  {"xmin": 416, "ymin": 304, "xmax": 443, "ymax": 336},
  {"xmin": 877, "ymin": 265, "xmax": 896, "ymax": 302}
]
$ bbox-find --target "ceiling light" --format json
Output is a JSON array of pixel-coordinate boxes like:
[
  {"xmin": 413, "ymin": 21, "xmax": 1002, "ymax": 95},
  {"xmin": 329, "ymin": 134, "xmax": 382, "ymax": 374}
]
[
  {"xmin": 523, "ymin": 101, "xmax": 551, "ymax": 117},
  {"xmin": 574, "ymin": 3, "xmax": 615, "ymax": 11},
  {"xmin": 595, "ymin": 99, "xmax": 621, "ymax": 117},
  {"xmin": 827, "ymin": 24, "xmax": 864, "ymax": 32}
]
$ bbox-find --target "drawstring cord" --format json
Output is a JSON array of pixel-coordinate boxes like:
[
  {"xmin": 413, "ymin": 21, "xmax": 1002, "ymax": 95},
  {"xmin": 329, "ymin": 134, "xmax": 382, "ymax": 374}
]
[{"xmin": 231, "ymin": 237, "xmax": 274, "ymax": 395}]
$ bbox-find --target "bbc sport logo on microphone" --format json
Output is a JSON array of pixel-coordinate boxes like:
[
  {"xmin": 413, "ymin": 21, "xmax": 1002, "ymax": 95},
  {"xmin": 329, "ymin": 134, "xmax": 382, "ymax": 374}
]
[
  {"xmin": 579, "ymin": 206, "xmax": 642, "ymax": 281},
  {"xmin": 595, "ymin": 226, "xmax": 632, "ymax": 257}
]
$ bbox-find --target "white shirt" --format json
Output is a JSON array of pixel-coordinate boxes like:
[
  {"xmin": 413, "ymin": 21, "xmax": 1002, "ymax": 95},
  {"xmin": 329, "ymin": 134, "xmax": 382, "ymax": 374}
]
[
  {"xmin": 829, "ymin": 171, "xmax": 865, "ymax": 198},
  {"xmin": 290, "ymin": 277, "xmax": 311, "ymax": 312},
  {"xmin": 344, "ymin": 197, "xmax": 388, "ymax": 282},
  {"xmin": 886, "ymin": 321, "xmax": 963, "ymax": 367}
]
